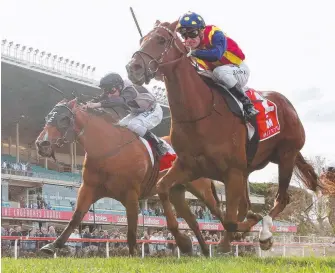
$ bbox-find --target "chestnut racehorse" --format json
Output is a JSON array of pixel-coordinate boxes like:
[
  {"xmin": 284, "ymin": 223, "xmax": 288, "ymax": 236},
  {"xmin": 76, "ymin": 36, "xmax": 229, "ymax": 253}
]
[
  {"xmin": 126, "ymin": 20, "xmax": 333, "ymax": 253},
  {"xmin": 35, "ymin": 98, "xmax": 225, "ymax": 256}
]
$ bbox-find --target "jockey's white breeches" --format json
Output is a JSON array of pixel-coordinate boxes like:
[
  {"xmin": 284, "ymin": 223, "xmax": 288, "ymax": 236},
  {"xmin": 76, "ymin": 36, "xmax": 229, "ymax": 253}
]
[
  {"xmin": 213, "ymin": 61, "xmax": 250, "ymax": 89},
  {"xmin": 118, "ymin": 103, "xmax": 163, "ymax": 137}
]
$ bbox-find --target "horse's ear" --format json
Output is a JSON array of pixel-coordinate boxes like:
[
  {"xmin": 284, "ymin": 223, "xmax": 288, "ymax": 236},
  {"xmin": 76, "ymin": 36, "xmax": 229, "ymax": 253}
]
[
  {"xmin": 154, "ymin": 20, "xmax": 161, "ymax": 27},
  {"xmin": 67, "ymin": 98, "xmax": 77, "ymax": 109},
  {"xmin": 171, "ymin": 21, "xmax": 179, "ymax": 31}
]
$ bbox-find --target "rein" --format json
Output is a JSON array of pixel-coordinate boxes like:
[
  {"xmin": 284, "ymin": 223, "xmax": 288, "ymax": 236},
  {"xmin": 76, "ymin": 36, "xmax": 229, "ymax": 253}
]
[
  {"xmin": 132, "ymin": 24, "xmax": 217, "ymax": 124},
  {"xmin": 48, "ymin": 104, "xmax": 138, "ymax": 160},
  {"xmin": 132, "ymin": 25, "xmax": 186, "ymax": 83}
]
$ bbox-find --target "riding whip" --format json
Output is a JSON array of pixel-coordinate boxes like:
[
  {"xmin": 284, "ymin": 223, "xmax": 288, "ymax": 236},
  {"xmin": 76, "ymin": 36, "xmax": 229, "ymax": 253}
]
[
  {"xmin": 129, "ymin": 7, "xmax": 143, "ymax": 38},
  {"xmin": 48, "ymin": 84, "xmax": 67, "ymax": 98}
]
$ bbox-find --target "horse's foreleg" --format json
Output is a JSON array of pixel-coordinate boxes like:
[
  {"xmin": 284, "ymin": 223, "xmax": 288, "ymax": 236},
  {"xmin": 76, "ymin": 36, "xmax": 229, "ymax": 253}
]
[
  {"xmin": 40, "ymin": 184, "xmax": 99, "ymax": 255},
  {"xmin": 170, "ymin": 185, "xmax": 209, "ymax": 257},
  {"xmin": 124, "ymin": 190, "xmax": 139, "ymax": 256},
  {"xmin": 219, "ymin": 168, "xmax": 246, "ymax": 253},
  {"xmin": 156, "ymin": 159, "xmax": 197, "ymax": 255}
]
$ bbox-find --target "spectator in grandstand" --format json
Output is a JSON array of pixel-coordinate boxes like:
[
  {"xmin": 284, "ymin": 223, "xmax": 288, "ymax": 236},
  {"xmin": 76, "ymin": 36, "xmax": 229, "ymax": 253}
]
[
  {"xmin": 141, "ymin": 208, "xmax": 149, "ymax": 216},
  {"xmin": 70, "ymin": 201, "xmax": 75, "ymax": 211},
  {"xmin": 156, "ymin": 231, "xmax": 166, "ymax": 252},
  {"xmin": 48, "ymin": 226, "xmax": 57, "ymax": 238},
  {"xmin": 2, "ymin": 161, "xmax": 8, "ymax": 173},
  {"xmin": 166, "ymin": 232, "xmax": 175, "ymax": 254},
  {"xmin": 10, "ymin": 226, "xmax": 22, "ymax": 248},
  {"xmin": 46, "ymin": 201, "xmax": 52, "ymax": 210},
  {"xmin": 26, "ymin": 228, "xmax": 37, "ymax": 252},
  {"xmin": 212, "ymin": 234, "xmax": 219, "ymax": 242},
  {"xmin": 66, "ymin": 229, "xmax": 82, "ymax": 252},
  {"xmin": 141, "ymin": 231, "xmax": 150, "ymax": 255},
  {"xmin": 90, "ymin": 228, "xmax": 100, "ymax": 248},
  {"xmin": 155, "ymin": 206, "xmax": 164, "ymax": 216},
  {"xmin": 148, "ymin": 207, "xmax": 154, "ymax": 216},
  {"xmin": 1, "ymin": 226, "xmax": 6, "ymax": 236},
  {"xmin": 197, "ymin": 207, "xmax": 204, "ymax": 219},
  {"xmin": 19, "ymin": 196, "xmax": 27, "ymax": 208},
  {"xmin": 204, "ymin": 207, "xmax": 212, "ymax": 220},
  {"xmin": 100, "ymin": 230, "xmax": 109, "ymax": 248},
  {"xmin": 149, "ymin": 231, "xmax": 159, "ymax": 255},
  {"xmin": 37, "ymin": 227, "xmax": 50, "ymax": 247},
  {"xmin": 82, "ymin": 226, "xmax": 92, "ymax": 248}
]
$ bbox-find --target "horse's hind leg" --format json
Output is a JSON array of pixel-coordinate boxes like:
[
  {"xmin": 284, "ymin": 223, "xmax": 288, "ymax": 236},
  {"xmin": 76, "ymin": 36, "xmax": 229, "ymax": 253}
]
[
  {"xmin": 259, "ymin": 149, "xmax": 297, "ymax": 250},
  {"xmin": 40, "ymin": 184, "xmax": 100, "ymax": 255},
  {"xmin": 170, "ymin": 185, "xmax": 209, "ymax": 257},
  {"xmin": 123, "ymin": 190, "xmax": 139, "ymax": 256}
]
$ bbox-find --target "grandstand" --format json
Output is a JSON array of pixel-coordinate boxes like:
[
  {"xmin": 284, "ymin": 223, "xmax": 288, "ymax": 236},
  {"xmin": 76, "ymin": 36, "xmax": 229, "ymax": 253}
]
[{"xmin": 1, "ymin": 39, "xmax": 296, "ymax": 234}]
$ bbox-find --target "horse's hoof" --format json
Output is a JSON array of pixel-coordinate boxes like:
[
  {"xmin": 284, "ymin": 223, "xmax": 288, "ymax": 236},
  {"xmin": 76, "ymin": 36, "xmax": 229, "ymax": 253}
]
[
  {"xmin": 217, "ymin": 240, "xmax": 232, "ymax": 254},
  {"xmin": 175, "ymin": 234, "xmax": 193, "ymax": 255},
  {"xmin": 202, "ymin": 246, "xmax": 210, "ymax": 258},
  {"xmin": 40, "ymin": 243, "xmax": 56, "ymax": 255},
  {"xmin": 259, "ymin": 236, "xmax": 274, "ymax": 250}
]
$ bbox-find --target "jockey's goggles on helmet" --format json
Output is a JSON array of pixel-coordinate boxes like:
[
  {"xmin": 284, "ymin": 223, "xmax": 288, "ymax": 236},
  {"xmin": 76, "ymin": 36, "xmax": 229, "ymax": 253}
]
[
  {"xmin": 178, "ymin": 28, "xmax": 200, "ymax": 39},
  {"xmin": 101, "ymin": 85, "xmax": 118, "ymax": 94}
]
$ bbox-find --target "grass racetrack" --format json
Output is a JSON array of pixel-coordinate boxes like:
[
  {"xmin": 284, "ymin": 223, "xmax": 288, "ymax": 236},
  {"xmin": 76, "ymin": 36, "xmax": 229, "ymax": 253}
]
[{"xmin": 2, "ymin": 257, "xmax": 335, "ymax": 273}]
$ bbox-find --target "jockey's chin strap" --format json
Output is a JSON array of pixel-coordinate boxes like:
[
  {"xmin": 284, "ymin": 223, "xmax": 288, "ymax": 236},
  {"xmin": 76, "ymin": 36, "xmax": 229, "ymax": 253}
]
[{"xmin": 132, "ymin": 25, "xmax": 187, "ymax": 83}]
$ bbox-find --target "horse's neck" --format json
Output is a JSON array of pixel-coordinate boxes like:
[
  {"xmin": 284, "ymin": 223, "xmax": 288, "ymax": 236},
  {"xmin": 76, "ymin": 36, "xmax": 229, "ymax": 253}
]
[
  {"xmin": 164, "ymin": 59, "xmax": 213, "ymax": 121},
  {"xmin": 74, "ymin": 110, "xmax": 134, "ymax": 157}
]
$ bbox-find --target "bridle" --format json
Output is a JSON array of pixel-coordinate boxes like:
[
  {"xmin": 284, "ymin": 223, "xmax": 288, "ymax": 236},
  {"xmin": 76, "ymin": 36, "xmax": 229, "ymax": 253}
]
[
  {"xmin": 43, "ymin": 103, "xmax": 138, "ymax": 159},
  {"xmin": 44, "ymin": 103, "xmax": 84, "ymax": 148},
  {"xmin": 131, "ymin": 24, "xmax": 218, "ymax": 124},
  {"xmin": 132, "ymin": 24, "xmax": 187, "ymax": 84}
]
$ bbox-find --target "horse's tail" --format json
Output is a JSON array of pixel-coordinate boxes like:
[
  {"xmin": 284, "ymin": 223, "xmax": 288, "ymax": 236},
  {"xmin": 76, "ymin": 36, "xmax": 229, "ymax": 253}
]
[
  {"xmin": 294, "ymin": 152, "xmax": 320, "ymax": 192},
  {"xmin": 210, "ymin": 180, "xmax": 221, "ymax": 205}
]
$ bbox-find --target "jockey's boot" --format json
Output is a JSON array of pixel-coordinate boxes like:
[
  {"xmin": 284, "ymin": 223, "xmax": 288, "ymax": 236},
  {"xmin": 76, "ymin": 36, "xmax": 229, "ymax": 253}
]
[
  {"xmin": 229, "ymin": 84, "xmax": 259, "ymax": 120},
  {"xmin": 143, "ymin": 131, "xmax": 167, "ymax": 156}
]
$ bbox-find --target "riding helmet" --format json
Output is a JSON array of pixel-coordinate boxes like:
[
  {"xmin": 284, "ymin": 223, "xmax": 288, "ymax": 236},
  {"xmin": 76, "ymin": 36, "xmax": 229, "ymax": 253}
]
[{"xmin": 99, "ymin": 72, "xmax": 124, "ymax": 90}]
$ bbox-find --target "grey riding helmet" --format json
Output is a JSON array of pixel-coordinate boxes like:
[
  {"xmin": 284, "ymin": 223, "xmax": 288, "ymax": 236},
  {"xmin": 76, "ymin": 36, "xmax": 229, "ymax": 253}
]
[{"xmin": 99, "ymin": 73, "xmax": 124, "ymax": 92}]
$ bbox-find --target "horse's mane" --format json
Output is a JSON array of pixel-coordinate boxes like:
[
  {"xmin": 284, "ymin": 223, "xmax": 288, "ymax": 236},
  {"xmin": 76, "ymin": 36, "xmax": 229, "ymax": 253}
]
[{"xmin": 85, "ymin": 108, "xmax": 120, "ymax": 124}]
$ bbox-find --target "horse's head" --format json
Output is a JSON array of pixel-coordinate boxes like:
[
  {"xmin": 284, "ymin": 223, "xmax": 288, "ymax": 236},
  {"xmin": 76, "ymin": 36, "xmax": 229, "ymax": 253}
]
[
  {"xmin": 35, "ymin": 98, "xmax": 78, "ymax": 158},
  {"xmin": 126, "ymin": 20, "xmax": 186, "ymax": 85}
]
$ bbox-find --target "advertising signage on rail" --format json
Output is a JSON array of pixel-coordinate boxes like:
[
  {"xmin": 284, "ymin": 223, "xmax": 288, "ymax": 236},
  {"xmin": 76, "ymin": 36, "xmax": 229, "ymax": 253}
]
[{"xmin": 1, "ymin": 207, "xmax": 297, "ymax": 233}]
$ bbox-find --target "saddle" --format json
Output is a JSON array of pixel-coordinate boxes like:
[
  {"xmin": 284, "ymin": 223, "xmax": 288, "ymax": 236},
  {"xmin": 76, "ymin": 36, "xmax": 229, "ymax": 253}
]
[{"xmin": 197, "ymin": 70, "xmax": 260, "ymax": 166}]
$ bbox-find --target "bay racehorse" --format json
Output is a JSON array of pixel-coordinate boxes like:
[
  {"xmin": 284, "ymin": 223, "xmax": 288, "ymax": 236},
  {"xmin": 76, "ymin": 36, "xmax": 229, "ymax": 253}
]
[
  {"xmin": 126, "ymin": 20, "xmax": 334, "ymax": 253},
  {"xmin": 35, "ymin": 98, "xmax": 225, "ymax": 256}
]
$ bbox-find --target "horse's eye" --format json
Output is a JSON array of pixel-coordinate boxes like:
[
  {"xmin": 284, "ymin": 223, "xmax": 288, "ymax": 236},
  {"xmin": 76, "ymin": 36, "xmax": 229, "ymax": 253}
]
[
  {"xmin": 58, "ymin": 116, "xmax": 71, "ymax": 128},
  {"xmin": 156, "ymin": 36, "xmax": 166, "ymax": 45}
]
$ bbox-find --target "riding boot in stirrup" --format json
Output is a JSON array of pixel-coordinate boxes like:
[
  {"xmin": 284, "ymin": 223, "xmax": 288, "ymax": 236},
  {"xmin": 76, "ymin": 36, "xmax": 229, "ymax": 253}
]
[
  {"xmin": 229, "ymin": 84, "xmax": 259, "ymax": 120},
  {"xmin": 143, "ymin": 131, "xmax": 167, "ymax": 156}
]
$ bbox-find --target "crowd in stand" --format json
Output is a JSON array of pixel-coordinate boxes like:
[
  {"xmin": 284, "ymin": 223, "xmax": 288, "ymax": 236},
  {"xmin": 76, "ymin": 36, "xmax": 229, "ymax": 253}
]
[
  {"xmin": 2, "ymin": 160, "xmax": 32, "ymax": 176},
  {"xmin": 1, "ymin": 225, "xmax": 234, "ymax": 258},
  {"xmin": 17, "ymin": 195, "xmax": 52, "ymax": 210}
]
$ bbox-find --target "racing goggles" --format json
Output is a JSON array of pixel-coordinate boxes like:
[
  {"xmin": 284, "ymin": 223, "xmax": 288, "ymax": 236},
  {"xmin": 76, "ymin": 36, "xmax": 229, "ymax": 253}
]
[{"xmin": 179, "ymin": 28, "xmax": 200, "ymax": 39}]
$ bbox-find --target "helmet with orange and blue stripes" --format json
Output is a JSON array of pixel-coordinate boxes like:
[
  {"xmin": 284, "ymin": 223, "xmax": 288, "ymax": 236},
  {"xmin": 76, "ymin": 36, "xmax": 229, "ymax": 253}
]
[{"xmin": 177, "ymin": 12, "xmax": 206, "ymax": 30}]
